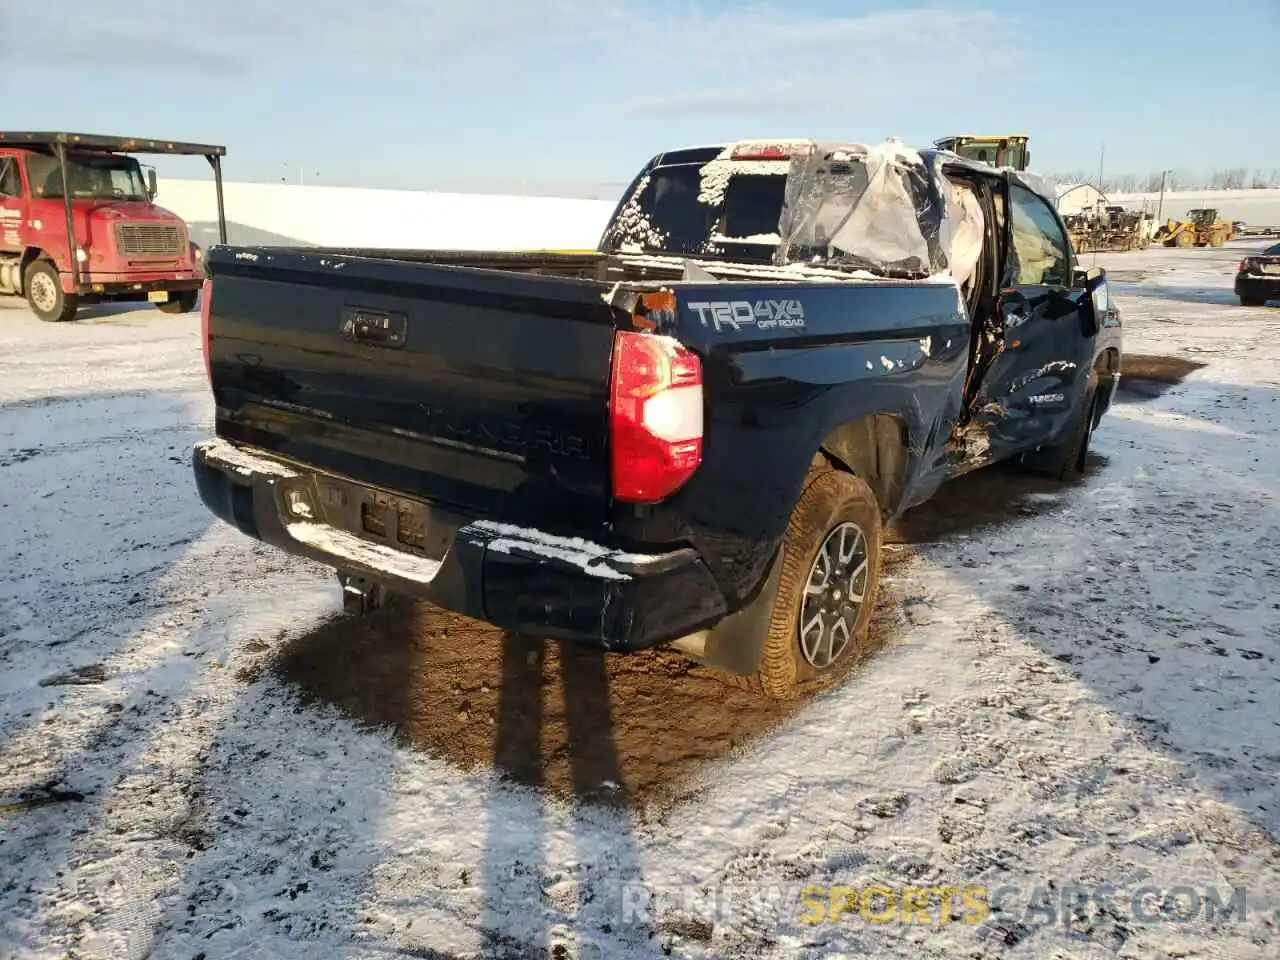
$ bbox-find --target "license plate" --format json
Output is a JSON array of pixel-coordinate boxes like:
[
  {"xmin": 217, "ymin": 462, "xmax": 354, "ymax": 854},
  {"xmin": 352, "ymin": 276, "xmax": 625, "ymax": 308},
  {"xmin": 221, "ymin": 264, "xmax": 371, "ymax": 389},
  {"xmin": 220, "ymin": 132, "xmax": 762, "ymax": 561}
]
[
  {"xmin": 360, "ymin": 491, "xmax": 428, "ymax": 549},
  {"xmin": 147, "ymin": 290, "xmax": 170, "ymax": 303},
  {"xmin": 1262, "ymin": 264, "xmax": 1280, "ymax": 275}
]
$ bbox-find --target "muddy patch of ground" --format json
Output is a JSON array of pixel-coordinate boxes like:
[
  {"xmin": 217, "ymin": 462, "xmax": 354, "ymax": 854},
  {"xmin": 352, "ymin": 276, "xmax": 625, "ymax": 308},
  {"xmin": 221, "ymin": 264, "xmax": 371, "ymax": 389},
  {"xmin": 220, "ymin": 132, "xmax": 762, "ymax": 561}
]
[
  {"xmin": 1117, "ymin": 352, "xmax": 1207, "ymax": 403},
  {"xmin": 1101, "ymin": 269, "xmax": 1148, "ymax": 284},
  {"xmin": 273, "ymin": 565, "xmax": 911, "ymax": 814},
  {"xmin": 1121, "ymin": 352, "xmax": 1206, "ymax": 383}
]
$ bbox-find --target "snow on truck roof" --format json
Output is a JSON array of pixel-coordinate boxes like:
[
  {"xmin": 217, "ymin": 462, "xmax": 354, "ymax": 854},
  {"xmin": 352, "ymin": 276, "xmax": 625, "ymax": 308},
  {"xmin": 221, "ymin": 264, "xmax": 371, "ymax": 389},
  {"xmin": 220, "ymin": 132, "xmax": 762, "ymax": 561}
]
[
  {"xmin": 607, "ymin": 138, "xmax": 1053, "ymax": 283},
  {"xmin": 649, "ymin": 139, "xmax": 1048, "ymax": 194},
  {"xmin": 0, "ymin": 132, "xmax": 226, "ymax": 156}
]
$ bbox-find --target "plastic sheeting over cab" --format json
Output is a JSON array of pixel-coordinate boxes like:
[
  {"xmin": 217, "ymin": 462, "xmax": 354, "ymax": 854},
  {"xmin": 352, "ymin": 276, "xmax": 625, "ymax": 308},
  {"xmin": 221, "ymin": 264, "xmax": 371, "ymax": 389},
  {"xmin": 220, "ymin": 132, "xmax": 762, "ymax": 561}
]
[
  {"xmin": 775, "ymin": 140, "xmax": 949, "ymax": 278},
  {"xmin": 598, "ymin": 138, "xmax": 1014, "ymax": 285}
]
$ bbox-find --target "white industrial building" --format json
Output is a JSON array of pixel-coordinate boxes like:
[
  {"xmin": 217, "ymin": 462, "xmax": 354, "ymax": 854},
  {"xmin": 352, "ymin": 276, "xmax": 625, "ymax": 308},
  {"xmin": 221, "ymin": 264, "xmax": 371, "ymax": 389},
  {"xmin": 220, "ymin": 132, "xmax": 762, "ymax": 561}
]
[{"xmin": 1055, "ymin": 182, "xmax": 1108, "ymax": 217}]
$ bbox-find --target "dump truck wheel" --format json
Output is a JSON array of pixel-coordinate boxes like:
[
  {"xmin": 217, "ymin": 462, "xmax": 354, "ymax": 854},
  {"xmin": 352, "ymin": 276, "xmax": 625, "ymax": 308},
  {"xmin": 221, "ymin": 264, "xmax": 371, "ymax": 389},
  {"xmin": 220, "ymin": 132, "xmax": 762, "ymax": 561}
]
[
  {"xmin": 24, "ymin": 260, "xmax": 78, "ymax": 322},
  {"xmin": 741, "ymin": 460, "xmax": 882, "ymax": 701},
  {"xmin": 156, "ymin": 291, "xmax": 199, "ymax": 314}
]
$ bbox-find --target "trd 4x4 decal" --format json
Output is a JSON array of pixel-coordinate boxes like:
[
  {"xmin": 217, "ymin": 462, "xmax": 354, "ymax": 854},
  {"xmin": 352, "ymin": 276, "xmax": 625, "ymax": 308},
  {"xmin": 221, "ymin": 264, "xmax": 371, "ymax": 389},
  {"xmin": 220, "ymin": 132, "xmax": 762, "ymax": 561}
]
[{"xmin": 687, "ymin": 298, "xmax": 806, "ymax": 332}]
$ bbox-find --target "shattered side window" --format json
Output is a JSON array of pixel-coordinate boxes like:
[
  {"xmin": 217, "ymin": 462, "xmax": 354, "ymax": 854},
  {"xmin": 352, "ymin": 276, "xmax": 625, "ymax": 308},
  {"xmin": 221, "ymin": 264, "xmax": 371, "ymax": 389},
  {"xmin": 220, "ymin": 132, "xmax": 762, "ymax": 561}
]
[{"xmin": 1008, "ymin": 183, "xmax": 1069, "ymax": 287}]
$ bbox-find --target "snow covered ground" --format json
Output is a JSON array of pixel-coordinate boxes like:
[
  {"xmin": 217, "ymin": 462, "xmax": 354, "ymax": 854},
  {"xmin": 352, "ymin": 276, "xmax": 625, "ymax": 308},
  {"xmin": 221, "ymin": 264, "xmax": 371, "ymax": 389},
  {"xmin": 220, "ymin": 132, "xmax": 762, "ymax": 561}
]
[{"xmin": 2, "ymin": 241, "xmax": 1279, "ymax": 959}]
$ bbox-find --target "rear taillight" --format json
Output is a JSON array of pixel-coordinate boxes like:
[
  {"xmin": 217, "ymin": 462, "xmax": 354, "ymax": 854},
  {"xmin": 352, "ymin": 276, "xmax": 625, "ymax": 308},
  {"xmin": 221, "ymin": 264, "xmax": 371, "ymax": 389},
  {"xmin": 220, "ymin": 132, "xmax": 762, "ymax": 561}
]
[
  {"xmin": 199, "ymin": 278, "xmax": 213, "ymax": 384},
  {"xmin": 609, "ymin": 329, "xmax": 703, "ymax": 503}
]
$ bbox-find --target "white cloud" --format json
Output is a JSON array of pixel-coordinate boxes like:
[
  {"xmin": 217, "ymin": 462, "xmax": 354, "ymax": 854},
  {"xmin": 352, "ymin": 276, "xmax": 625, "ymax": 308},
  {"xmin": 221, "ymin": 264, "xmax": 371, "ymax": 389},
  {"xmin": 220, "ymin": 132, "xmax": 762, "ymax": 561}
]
[
  {"xmin": 5, "ymin": 0, "xmax": 620, "ymax": 70},
  {"xmin": 6, "ymin": 2, "xmax": 1016, "ymax": 118},
  {"xmin": 615, "ymin": 7, "xmax": 1016, "ymax": 117}
]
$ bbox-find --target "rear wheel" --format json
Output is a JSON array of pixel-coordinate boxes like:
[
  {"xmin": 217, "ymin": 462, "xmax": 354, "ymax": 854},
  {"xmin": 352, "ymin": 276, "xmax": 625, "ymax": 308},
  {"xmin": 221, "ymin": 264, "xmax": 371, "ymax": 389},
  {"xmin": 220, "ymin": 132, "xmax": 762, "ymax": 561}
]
[
  {"xmin": 24, "ymin": 260, "xmax": 78, "ymax": 322},
  {"xmin": 156, "ymin": 290, "xmax": 199, "ymax": 314},
  {"xmin": 1240, "ymin": 296, "xmax": 1266, "ymax": 307},
  {"xmin": 745, "ymin": 462, "xmax": 882, "ymax": 700}
]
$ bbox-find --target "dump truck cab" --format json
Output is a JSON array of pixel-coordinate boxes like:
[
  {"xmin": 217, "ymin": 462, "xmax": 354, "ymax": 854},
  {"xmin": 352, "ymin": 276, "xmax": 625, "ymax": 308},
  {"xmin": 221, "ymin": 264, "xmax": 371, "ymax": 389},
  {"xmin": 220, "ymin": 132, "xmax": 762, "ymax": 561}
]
[
  {"xmin": 933, "ymin": 134, "xmax": 1030, "ymax": 172},
  {"xmin": 0, "ymin": 132, "xmax": 227, "ymax": 322}
]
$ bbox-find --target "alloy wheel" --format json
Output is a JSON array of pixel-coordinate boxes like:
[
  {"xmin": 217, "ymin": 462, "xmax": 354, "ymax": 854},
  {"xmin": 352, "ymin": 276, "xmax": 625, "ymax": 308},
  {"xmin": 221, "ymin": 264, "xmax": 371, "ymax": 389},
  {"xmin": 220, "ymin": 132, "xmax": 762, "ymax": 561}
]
[{"xmin": 798, "ymin": 521, "xmax": 869, "ymax": 668}]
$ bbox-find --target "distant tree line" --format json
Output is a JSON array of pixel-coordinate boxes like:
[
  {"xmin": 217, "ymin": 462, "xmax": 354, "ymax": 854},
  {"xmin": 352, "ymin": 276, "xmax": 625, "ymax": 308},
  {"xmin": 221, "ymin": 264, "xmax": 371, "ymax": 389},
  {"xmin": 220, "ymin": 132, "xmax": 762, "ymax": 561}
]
[{"xmin": 1044, "ymin": 168, "xmax": 1280, "ymax": 192}]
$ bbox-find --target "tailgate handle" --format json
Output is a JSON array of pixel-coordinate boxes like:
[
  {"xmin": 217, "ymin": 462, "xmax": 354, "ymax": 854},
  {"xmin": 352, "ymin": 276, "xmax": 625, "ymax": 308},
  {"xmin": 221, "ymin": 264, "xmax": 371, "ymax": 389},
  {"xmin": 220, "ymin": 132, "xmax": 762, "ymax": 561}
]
[{"xmin": 341, "ymin": 308, "xmax": 407, "ymax": 349}]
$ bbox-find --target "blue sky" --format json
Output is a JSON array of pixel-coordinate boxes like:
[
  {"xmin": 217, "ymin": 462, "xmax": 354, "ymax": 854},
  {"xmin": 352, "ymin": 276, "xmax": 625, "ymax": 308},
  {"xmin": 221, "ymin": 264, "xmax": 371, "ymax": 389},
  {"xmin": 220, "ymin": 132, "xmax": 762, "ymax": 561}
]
[{"xmin": 6, "ymin": 0, "xmax": 1278, "ymax": 195}]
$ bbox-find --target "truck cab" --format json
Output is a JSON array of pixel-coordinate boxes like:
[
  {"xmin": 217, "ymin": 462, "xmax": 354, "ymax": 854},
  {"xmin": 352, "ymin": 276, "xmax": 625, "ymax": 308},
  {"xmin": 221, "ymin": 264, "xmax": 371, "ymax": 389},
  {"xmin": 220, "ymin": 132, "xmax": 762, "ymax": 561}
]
[{"xmin": 0, "ymin": 132, "xmax": 228, "ymax": 322}]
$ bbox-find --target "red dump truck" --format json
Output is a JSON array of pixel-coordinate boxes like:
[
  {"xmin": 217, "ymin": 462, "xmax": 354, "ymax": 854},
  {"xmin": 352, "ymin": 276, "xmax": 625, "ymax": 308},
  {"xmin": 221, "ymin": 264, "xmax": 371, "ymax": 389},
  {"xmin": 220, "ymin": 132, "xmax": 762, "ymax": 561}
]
[{"xmin": 0, "ymin": 132, "xmax": 227, "ymax": 322}]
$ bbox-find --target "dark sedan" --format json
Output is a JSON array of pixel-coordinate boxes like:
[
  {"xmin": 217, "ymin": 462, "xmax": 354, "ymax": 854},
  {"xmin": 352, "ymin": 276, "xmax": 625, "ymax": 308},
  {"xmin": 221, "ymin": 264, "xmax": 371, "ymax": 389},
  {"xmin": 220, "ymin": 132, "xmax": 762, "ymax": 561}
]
[{"xmin": 1236, "ymin": 242, "xmax": 1280, "ymax": 306}]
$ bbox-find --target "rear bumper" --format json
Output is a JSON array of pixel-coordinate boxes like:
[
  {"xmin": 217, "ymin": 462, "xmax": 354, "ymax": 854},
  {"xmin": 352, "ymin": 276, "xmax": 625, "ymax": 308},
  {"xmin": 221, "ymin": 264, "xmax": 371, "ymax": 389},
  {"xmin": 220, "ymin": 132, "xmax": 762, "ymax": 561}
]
[
  {"xmin": 1234, "ymin": 275, "xmax": 1280, "ymax": 302},
  {"xmin": 192, "ymin": 437, "xmax": 728, "ymax": 651}
]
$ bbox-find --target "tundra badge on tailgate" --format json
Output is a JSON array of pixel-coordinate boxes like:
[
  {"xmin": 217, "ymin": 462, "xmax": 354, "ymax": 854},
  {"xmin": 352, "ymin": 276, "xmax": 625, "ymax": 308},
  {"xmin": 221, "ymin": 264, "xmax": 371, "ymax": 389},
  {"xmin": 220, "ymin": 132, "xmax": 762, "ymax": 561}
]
[{"xmin": 687, "ymin": 299, "xmax": 805, "ymax": 333}]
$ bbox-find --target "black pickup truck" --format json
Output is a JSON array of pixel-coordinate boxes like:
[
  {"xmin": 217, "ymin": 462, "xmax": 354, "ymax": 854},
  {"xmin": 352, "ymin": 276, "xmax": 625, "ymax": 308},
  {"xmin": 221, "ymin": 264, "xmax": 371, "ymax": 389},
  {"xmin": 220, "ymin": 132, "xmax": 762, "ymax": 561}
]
[{"xmin": 192, "ymin": 139, "xmax": 1121, "ymax": 699}]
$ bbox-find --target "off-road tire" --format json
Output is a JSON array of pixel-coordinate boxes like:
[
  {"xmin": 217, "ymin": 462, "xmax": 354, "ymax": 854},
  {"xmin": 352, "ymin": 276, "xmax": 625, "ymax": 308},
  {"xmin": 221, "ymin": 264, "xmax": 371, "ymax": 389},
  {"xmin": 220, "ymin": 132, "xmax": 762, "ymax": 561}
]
[
  {"xmin": 740, "ymin": 460, "xmax": 882, "ymax": 701},
  {"xmin": 156, "ymin": 290, "xmax": 199, "ymax": 314},
  {"xmin": 1240, "ymin": 296, "xmax": 1266, "ymax": 307},
  {"xmin": 24, "ymin": 260, "xmax": 78, "ymax": 322},
  {"xmin": 1021, "ymin": 377, "xmax": 1099, "ymax": 480}
]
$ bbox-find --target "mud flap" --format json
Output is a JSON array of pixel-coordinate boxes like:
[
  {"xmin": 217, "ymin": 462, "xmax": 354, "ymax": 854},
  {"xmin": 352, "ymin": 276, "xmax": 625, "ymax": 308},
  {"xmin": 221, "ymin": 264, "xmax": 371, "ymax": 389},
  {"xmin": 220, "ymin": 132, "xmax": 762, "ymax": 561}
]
[{"xmin": 668, "ymin": 547, "xmax": 784, "ymax": 676}]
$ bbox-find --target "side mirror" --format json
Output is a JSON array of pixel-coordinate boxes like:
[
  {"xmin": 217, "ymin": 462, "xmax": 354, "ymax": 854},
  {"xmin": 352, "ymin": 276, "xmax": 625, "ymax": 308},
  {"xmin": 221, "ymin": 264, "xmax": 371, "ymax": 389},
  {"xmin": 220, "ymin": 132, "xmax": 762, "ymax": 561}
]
[
  {"xmin": 145, "ymin": 166, "xmax": 158, "ymax": 201},
  {"xmin": 1075, "ymin": 266, "xmax": 1116, "ymax": 336}
]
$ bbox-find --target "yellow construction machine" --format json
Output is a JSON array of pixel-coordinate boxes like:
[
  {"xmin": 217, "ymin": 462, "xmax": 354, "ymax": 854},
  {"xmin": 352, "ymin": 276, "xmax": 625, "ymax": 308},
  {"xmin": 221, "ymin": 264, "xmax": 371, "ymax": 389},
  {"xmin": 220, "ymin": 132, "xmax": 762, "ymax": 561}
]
[
  {"xmin": 1154, "ymin": 208, "xmax": 1234, "ymax": 248},
  {"xmin": 1189, "ymin": 208, "xmax": 1233, "ymax": 247}
]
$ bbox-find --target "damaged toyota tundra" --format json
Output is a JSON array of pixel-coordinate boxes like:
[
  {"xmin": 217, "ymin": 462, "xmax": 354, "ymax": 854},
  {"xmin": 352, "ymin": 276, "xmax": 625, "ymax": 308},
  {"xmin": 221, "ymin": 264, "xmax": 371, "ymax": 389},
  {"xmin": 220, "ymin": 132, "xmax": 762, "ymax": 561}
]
[{"xmin": 192, "ymin": 138, "xmax": 1121, "ymax": 699}]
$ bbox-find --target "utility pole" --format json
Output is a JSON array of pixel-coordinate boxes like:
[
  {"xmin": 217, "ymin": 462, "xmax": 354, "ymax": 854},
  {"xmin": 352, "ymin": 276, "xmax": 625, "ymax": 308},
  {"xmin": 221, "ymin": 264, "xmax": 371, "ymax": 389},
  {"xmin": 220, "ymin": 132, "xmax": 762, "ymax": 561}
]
[
  {"xmin": 1097, "ymin": 144, "xmax": 1105, "ymax": 193},
  {"xmin": 1156, "ymin": 170, "xmax": 1168, "ymax": 223}
]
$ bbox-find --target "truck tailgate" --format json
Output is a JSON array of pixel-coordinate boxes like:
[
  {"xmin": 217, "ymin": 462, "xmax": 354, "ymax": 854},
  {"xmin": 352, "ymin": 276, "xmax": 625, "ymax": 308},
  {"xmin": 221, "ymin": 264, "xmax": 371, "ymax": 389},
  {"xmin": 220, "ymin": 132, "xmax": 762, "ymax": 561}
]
[{"xmin": 205, "ymin": 248, "xmax": 621, "ymax": 532}]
